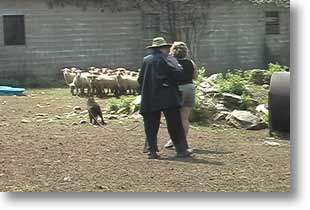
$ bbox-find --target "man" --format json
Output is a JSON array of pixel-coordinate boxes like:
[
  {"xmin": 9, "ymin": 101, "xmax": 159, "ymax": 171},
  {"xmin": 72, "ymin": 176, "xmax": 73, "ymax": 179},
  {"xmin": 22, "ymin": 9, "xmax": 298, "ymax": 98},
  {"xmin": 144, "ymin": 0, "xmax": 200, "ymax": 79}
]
[{"xmin": 138, "ymin": 37, "xmax": 191, "ymax": 159}]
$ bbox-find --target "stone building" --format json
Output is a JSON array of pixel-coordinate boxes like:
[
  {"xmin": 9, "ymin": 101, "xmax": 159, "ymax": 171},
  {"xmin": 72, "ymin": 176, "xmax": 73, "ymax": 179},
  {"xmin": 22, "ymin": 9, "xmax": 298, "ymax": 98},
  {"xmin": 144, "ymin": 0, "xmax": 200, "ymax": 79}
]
[{"xmin": 0, "ymin": 0, "xmax": 289, "ymax": 86}]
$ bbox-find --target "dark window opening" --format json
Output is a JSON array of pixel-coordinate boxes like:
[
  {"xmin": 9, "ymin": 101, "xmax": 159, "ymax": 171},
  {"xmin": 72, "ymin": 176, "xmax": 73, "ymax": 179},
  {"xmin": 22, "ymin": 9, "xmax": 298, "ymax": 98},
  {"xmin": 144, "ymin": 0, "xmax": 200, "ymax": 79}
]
[
  {"xmin": 265, "ymin": 11, "xmax": 280, "ymax": 35},
  {"xmin": 3, "ymin": 15, "xmax": 26, "ymax": 45},
  {"xmin": 143, "ymin": 13, "xmax": 160, "ymax": 41}
]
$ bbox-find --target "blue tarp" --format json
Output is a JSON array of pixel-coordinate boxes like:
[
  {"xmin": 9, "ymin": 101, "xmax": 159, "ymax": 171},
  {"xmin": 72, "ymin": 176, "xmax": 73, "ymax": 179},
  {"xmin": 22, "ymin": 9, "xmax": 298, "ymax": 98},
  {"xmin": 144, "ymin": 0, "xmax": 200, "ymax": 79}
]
[{"xmin": 0, "ymin": 86, "xmax": 25, "ymax": 96}]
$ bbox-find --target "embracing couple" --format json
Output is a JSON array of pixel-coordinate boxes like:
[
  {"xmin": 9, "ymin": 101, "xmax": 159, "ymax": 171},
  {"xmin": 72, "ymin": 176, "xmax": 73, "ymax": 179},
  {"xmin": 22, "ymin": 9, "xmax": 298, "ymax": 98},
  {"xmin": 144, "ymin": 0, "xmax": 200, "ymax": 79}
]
[{"xmin": 138, "ymin": 37, "xmax": 198, "ymax": 159}]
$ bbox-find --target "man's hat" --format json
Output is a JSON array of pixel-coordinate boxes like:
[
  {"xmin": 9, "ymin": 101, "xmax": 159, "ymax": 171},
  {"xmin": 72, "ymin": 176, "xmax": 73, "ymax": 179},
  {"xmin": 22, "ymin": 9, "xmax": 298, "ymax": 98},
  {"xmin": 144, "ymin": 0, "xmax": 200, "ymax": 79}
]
[{"xmin": 146, "ymin": 37, "xmax": 172, "ymax": 49}]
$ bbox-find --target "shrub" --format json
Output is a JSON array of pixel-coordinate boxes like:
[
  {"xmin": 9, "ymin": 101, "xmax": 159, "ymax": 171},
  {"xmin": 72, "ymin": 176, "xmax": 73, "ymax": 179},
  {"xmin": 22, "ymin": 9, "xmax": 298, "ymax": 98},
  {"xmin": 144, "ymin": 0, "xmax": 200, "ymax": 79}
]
[
  {"xmin": 105, "ymin": 98, "xmax": 120, "ymax": 113},
  {"xmin": 264, "ymin": 63, "xmax": 289, "ymax": 84},
  {"xmin": 212, "ymin": 71, "xmax": 262, "ymax": 110},
  {"xmin": 242, "ymin": 69, "xmax": 265, "ymax": 85},
  {"xmin": 216, "ymin": 72, "xmax": 251, "ymax": 96},
  {"xmin": 239, "ymin": 94, "xmax": 256, "ymax": 110},
  {"xmin": 105, "ymin": 96, "xmax": 138, "ymax": 115},
  {"xmin": 195, "ymin": 67, "xmax": 208, "ymax": 85},
  {"xmin": 242, "ymin": 70, "xmax": 254, "ymax": 82}
]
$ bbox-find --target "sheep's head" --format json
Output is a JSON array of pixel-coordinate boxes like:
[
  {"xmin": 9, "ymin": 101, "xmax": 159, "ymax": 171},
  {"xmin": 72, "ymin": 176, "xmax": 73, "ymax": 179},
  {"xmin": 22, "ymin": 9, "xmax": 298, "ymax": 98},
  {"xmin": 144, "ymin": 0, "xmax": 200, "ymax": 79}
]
[
  {"xmin": 87, "ymin": 75, "xmax": 98, "ymax": 81},
  {"xmin": 61, "ymin": 68, "xmax": 71, "ymax": 74},
  {"xmin": 116, "ymin": 72, "xmax": 124, "ymax": 79},
  {"xmin": 75, "ymin": 70, "xmax": 82, "ymax": 78},
  {"xmin": 116, "ymin": 67, "xmax": 126, "ymax": 72}
]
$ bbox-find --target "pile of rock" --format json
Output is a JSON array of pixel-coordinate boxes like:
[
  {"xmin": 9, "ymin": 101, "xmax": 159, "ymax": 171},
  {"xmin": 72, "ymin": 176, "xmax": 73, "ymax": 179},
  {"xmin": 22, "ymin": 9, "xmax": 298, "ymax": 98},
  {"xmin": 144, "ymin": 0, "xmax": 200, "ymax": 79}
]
[{"xmin": 195, "ymin": 73, "xmax": 269, "ymax": 130}]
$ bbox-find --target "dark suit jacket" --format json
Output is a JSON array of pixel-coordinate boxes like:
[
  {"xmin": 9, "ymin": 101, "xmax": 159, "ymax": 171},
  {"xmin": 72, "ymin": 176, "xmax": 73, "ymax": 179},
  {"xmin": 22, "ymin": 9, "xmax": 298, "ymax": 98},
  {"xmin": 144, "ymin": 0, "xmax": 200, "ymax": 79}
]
[{"xmin": 138, "ymin": 51, "xmax": 184, "ymax": 115}]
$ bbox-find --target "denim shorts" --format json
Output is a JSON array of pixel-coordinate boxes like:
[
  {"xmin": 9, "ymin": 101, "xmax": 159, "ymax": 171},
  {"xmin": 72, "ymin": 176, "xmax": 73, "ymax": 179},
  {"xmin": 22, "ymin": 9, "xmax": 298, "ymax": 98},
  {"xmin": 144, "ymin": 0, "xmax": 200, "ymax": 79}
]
[{"xmin": 179, "ymin": 83, "xmax": 196, "ymax": 107}]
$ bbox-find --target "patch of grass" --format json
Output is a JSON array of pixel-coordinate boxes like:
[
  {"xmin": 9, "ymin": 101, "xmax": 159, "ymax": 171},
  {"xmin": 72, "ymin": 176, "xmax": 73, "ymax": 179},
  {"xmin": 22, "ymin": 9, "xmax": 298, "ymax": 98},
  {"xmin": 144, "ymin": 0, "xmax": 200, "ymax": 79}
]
[
  {"xmin": 261, "ymin": 112, "xmax": 269, "ymax": 125},
  {"xmin": 105, "ymin": 95, "xmax": 138, "ymax": 115},
  {"xmin": 248, "ymin": 85, "xmax": 268, "ymax": 105}
]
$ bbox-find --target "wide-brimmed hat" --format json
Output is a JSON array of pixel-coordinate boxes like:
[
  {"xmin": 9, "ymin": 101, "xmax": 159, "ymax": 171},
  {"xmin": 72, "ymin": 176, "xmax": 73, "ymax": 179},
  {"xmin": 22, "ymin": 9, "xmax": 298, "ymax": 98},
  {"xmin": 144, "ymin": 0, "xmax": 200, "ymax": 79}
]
[{"xmin": 146, "ymin": 37, "xmax": 172, "ymax": 49}]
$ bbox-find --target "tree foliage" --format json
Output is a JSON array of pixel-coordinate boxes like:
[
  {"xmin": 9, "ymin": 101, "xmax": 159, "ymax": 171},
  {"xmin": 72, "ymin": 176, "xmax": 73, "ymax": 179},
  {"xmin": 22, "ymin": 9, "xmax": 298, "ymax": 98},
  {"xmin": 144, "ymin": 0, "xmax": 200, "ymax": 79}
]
[
  {"xmin": 47, "ymin": 0, "xmax": 290, "ymax": 10},
  {"xmin": 247, "ymin": 0, "xmax": 290, "ymax": 7}
]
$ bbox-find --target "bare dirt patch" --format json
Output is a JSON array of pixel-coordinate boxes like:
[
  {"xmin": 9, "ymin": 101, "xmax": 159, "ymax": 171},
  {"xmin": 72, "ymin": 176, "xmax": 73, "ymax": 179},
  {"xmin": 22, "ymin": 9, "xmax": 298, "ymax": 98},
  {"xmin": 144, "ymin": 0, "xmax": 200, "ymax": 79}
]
[{"xmin": 0, "ymin": 89, "xmax": 290, "ymax": 192}]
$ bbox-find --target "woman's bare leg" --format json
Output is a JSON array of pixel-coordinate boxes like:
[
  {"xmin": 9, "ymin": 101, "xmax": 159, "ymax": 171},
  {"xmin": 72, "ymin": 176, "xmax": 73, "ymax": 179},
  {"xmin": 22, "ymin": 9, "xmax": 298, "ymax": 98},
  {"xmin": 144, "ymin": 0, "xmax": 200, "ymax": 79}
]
[
  {"xmin": 164, "ymin": 106, "xmax": 192, "ymax": 149},
  {"xmin": 180, "ymin": 106, "xmax": 192, "ymax": 137}
]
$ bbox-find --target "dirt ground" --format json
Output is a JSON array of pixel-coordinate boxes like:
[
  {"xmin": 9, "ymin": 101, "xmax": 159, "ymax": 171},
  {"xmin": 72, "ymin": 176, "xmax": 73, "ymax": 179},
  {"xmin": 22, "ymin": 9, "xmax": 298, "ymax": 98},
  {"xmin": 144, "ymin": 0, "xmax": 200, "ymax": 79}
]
[{"xmin": 0, "ymin": 89, "xmax": 290, "ymax": 192}]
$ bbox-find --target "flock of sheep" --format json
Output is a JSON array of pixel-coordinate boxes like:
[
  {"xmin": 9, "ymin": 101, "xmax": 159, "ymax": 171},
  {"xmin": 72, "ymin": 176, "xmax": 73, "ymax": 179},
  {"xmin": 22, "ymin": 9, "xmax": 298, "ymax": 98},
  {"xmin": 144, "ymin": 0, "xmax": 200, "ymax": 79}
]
[{"xmin": 61, "ymin": 67, "xmax": 140, "ymax": 97}]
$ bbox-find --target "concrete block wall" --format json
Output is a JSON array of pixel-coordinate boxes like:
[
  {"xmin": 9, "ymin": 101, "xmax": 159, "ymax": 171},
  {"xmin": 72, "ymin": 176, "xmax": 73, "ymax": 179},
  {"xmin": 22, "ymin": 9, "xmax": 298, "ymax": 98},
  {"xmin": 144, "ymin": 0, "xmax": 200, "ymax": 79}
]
[
  {"xmin": 0, "ymin": 0, "xmax": 143, "ymax": 83},
  {"xmin": 197, "ymin": 0, "xmax": 289, "ymax": 74},
  {"xmin": 0, "ymin": 0, "xmax": 289, "ymax": 84}
]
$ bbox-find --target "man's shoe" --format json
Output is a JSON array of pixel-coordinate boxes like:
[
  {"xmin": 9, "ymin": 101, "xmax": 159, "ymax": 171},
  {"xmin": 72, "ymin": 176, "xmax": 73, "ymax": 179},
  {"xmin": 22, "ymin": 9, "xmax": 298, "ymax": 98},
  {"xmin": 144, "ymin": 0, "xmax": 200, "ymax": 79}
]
[
  {"xmin": 164, "ymin": 140, "xmax": 174, "ymax": 148},
  {"xmin": 176, "ymin": 150, "xmax": 193, "ymax": 158},
  {"xmin": 147, "ymin": 152, "xmax": 160, "ymax": 159},
  {"xmin": 144, "ymin": 147, "xmax": 159, "ymax": 153}
]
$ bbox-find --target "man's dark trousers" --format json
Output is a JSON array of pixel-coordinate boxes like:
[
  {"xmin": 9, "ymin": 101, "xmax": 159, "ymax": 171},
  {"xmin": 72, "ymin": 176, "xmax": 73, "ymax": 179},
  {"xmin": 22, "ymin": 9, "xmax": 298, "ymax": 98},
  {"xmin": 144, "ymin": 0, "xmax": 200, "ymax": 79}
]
[{"xmin": 143, "ymin": 108, "xmax": 188, "ymax": 154}]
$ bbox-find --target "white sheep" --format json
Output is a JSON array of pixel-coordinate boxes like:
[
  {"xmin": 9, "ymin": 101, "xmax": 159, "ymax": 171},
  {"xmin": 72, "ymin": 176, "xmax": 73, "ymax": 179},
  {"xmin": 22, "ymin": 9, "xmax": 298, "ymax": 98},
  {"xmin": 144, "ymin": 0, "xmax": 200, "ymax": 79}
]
[
  {"xmin": 116, "ymin": 73, "xmax": 139, "ymax": 95},
  {"xmin": 89, "ymin": 74, "xmax": 119, "ymax": 97},
  {"xmin": 61, "ymin": 68, "xmax": 75, "ymax": 84},
  {"xmin": 127, "ymin": 76, "xmax": 139, "ymax": 95},
  {"xmin": 72, "ymin": 70, "xmax": 91, "ymax": 96},
  {"xmin": 105, "ymin": 73, "xmax": 120, "ymax": 95},
  {"xmin": 61, "ymin": 68, "xmax": 77, "ymax": 95}
]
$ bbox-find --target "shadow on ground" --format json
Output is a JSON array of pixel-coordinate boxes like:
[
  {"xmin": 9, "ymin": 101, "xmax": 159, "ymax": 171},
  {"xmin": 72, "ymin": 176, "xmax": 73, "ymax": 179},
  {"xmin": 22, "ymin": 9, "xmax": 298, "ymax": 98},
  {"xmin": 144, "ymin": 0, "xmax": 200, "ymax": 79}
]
[
  {"xmin": 193, "ymin": 149, "xmax": 233, "ymax": 155},
  {"xmin": 159, "ymin": 156, "xmax": 225, "ymax": 165}
]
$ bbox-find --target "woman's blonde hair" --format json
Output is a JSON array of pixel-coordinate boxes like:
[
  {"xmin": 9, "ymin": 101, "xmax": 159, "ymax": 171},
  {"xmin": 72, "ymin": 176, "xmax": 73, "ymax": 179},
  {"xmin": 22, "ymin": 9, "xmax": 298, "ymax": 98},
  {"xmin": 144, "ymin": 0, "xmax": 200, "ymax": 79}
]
[{"xmin": 170, "ymin": 41, "xmax": 188, "ymax": 59}]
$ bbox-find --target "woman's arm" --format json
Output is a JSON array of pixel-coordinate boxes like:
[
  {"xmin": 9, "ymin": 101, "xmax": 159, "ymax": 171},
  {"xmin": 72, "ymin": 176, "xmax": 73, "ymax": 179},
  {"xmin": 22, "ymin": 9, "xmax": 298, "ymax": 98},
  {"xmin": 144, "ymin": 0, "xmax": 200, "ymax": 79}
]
[
  {"xmin": 160, "ymin": 55, "xmax": 184, "ymax": 84},
  {"xmin": 191, "ymin": 60, "xmax": 198, "ymax": 80},
  {"xmin": 138, "ymin": 60, "xmax": 146, "ymax": 91}
]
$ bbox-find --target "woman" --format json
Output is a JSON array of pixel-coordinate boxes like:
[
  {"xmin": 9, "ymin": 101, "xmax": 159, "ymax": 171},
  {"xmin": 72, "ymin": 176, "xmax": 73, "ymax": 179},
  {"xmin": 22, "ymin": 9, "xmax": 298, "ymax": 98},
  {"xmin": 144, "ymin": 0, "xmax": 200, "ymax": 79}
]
[
  {"xmin": 164, "ymin": 41, "xmax": 198, "ymax": 149},
  {"xmin": 140, "ymin": 37, "xmax": 191, "ymax": 159}
]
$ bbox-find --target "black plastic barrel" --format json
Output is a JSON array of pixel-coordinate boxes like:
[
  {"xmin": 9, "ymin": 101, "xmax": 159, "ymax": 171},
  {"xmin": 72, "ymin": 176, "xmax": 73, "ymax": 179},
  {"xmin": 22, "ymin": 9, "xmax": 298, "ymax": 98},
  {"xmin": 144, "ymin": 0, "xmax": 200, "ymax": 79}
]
[{"xmin": 268, "ymin": 72, "xmax": 290, "ymax": 134}]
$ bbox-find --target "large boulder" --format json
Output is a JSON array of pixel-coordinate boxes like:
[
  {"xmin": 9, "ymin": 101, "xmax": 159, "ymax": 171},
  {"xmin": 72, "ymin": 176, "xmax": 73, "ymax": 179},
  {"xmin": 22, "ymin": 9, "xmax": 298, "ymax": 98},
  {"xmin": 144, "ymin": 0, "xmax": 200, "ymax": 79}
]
[
  {"xmin": 226, "ymin": 110, "xmax": 261, "ymax": 129},
  {"xmin": 246, "ymin": 122, "xmax": 268, "ymax": 130},
  {"xmin": 222, "ymin": 93, "xmax": 241, "ymax": 109},
  {"xmin": 204, "ymin": 86, "xmax": 219, "ymax": 95},
  {"xmin": 214, "ymin": 111, "xmax": 230, "ymax": 121},
  {"xmin": 215, "ymin": 103, "xmax": 229, "ymax": 112},
  {"xmin": 223, "ymin": 93, "xmax": 241, "ymax": 102},
  {"xmin": 197, "ymin": 82, "xmax": 219, "ymax": 96},
  {"xmin": 222, "ymin": 93, "xmax": 259, "ymax": 110},
  {"xmin": 256, "ymin": 104, "xmax": 269, "ymax": 115},
  {"xmin": 205, "ymin": 73, "xmax": 221, "ymax": 85}
]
